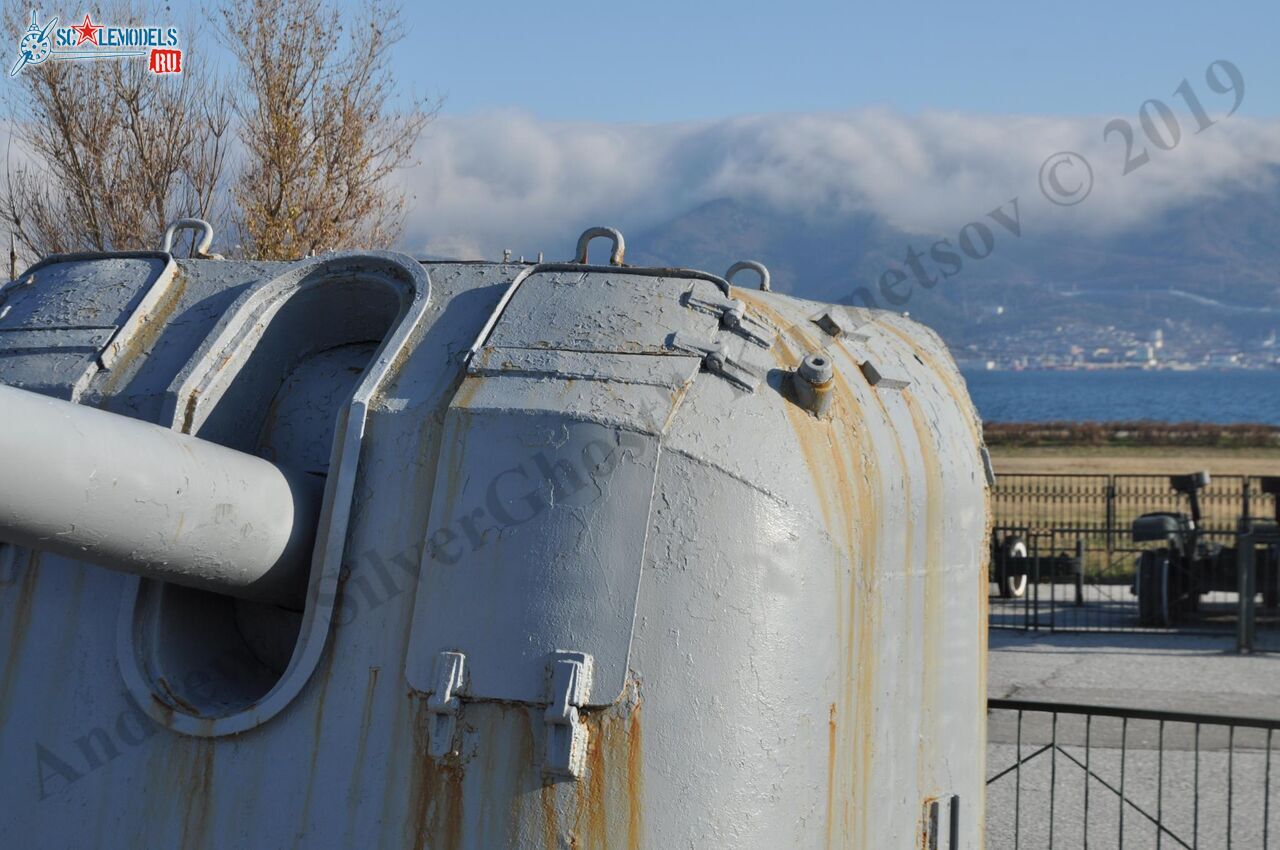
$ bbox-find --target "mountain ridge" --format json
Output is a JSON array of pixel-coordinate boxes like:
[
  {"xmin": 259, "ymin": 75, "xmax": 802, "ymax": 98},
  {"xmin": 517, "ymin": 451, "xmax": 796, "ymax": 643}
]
[{"xmin": 628, "ymin": 174, "xmax": 1280, "ymax": 362}]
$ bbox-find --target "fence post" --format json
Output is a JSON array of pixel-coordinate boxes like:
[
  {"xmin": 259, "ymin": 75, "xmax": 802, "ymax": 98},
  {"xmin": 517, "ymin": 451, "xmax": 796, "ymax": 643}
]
[
  {"xmin": 1074, "ymin": 538, "xmax": 1085, "ymax": 606},
  {"xmin": 1239, "ymin": 532, "xmax": 1256, "ymax": 654},
  {"xmin": 1032, "ymin": 535, "xmax": 1041, "ymax": 633},
  {"xmin": 1105, "ymin": 477, "xmax": 1117, "ymax": 557}
]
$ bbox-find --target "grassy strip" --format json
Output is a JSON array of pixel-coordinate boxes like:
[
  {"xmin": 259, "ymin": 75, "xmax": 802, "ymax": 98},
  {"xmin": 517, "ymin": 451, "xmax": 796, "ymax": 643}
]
[{"xmin": 985, "ymin": 421, "xmax": 1280, "ymax": 449}]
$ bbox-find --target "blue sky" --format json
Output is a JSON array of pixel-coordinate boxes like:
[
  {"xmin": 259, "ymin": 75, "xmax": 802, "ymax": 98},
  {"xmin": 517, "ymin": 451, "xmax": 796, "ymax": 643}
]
[
  {"xmin": 379, "ymin": 1, "xmax": 1278, "ymax": 121},
  {"xmin": 132, "ymin": 0, "xmax": 1277, "ymax": 258}
]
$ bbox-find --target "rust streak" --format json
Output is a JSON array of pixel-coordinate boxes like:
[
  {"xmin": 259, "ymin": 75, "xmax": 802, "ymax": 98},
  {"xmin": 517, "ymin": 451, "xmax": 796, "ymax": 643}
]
[
  {"xmin": 826, "ymin": 703, "xmax": 837, "ymax": 850},
  {"xmin": 346, "ymin": 666, "xmax": 381, "ymax": 822},
  {"xmin": 738, "ymin": 291, "xmax": 889, "ymax": 846},
  {"xmin": 155, "ymin": 676, "xmax": 201, "ymax": 715},
  {"xmin": 0, "ymin": 551, "xmax": 40, "ymax": 733},
  {"xmin": 905, "ymin": 388, "xmax": 946, "ymax": 800},
  {"xmin": 626, "ymin": 701, "xmax": 644, "ymax": 850},
  {"xmin": 97, "ymin": 269, "xmax": 189, "ymax": 401},
  {"xmin": 297, "ymin": 636, "xmax": 336, "ymax": 829},
  {"xmin": 584, "ymin": 708, "xmax": 609, "ymax": 848},
  {"xmin": 540, "ymin": 782, "xmax": 560, "ymax": 849},
  {"xmin": 178, "ymin": 739, "xmax": 216, "ymax": 850},
  {"xmin": 406, "ymin": 693, "xmax": 464, "ymax": 850},
  {"xmin": 406, "ymin": 696, "xmax": 431, "ymax": 850}
]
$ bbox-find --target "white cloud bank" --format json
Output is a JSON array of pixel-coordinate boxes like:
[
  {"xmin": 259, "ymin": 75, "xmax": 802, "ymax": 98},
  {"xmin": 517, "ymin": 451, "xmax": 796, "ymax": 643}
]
[{"xmin": 400, "ymin": 109, "xmax": 1280, "ymax": 260}]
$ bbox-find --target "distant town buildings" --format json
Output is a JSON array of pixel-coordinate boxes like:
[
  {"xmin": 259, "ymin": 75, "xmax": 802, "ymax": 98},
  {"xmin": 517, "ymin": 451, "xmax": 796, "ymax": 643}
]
[{"xmin": 958, "ymin": 320, "xmax": 1280, "ymax": 371}]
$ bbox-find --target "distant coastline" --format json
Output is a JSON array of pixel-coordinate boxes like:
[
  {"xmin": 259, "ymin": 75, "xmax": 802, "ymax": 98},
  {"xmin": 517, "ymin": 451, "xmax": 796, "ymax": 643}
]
[
  {"xmin": 961, "ymin": 368, "xmax": 1280, "ymax": 426},
  {"xmin": 957, "ymin": 361, "xmax": 1279, "ymax": 373}
]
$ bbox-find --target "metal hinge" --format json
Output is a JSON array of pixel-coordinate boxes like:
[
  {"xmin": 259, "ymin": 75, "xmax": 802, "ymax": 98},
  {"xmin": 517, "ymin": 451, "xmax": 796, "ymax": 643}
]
[
  {"xmin": 669, "ymin": 332, "xmax": 762, "ymax": 391},
  {"xmin": 543, "ymin": 651, "xmax": 593, "ymax": 780},
  {"xmin": 426, "ymin": 651, "xmax": 467, "ymax": 758},
  {"xmin": 681, "ymin": 288, "xmax": 773, "ymax": 348}
]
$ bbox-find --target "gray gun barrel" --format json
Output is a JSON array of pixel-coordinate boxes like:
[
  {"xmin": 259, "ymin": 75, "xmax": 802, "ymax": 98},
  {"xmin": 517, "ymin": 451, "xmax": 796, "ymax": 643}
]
[{"xmin": 0, "ymin": 383, "xmax": 319, "ymax": 605}]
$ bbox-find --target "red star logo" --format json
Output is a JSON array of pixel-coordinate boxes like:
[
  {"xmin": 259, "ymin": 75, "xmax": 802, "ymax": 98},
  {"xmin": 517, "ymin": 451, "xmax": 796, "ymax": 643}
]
[{"xmin": 70, "ymin": 14, "xmax": 102, "ymax": 47}]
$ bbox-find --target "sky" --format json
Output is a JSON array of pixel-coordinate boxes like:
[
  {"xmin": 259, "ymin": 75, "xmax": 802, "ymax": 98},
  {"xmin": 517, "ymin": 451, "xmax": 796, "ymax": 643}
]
[
  {"xmin": 378, "ymin": 1, "xmax": 1279, "ymax": 122},
  {"xmin": 11, "ymin": 1, "xmax": 1276, "ymax": 260},
  {"xmin": 323, "ymin": 0, "xmax": 1279, "ymax": 259}
]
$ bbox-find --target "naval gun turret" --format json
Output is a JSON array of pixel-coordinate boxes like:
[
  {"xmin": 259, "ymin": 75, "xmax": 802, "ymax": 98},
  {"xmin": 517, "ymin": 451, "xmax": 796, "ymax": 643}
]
[{"xmin": 0, "ymin": 221, "xmax": 991, "ymax": 849}]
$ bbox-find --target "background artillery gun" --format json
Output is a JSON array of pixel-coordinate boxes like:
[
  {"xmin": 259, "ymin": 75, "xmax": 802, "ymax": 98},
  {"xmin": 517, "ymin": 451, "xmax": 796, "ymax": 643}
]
[{"xmin": 1131, "ymin": 472, "xmax": 1280, "ymax": 627}]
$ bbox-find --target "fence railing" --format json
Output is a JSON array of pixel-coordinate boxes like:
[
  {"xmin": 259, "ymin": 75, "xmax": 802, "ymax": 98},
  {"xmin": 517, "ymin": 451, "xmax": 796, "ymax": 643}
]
[
  {"xmin": 987, "ymin": 698, "xmax": 1279, "ymax": 849},
  {"xmin": 993, "ymin": 474, "xmax": 1275, "ymax": 539},
  {"xmin": 990, "ymin": 474, "xmax": 1279, "ymax": 643}
]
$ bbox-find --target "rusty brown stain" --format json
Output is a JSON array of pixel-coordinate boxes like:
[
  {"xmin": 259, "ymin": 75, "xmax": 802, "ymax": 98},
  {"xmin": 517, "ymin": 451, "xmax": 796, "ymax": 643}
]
[
  {"xmin": 904, "ymin": 389, "xmax": 946, "ymax": 798},
  {"xmin": 626, "ymin": 702, "xmax": 644, "ymax": 850},
  {"xmin": 180, "ymin": 389, "xmax": 202, "ymax": 434},
  {"xmin": 826, "ymin": 702, "xmax": 837, "ymax": 850},
  {"xmin": 178, "ymin": 349, "xmax": 236, "ymax": 434},
  {"xmin": 255, "ymin": 388, "xmax": 287, "ymax": 458},
  {"xmin": 503, "ymin": 706, "xmax": 538, "ymax": 848},
  {"xmin": 583, "ymin": 707, "xmax": 609, "ymax": 848},
  {"xmin": 452, "ymin": 374, "xmax": 484, "ymax": 411},
  {"xmin": 376, "ymin": 385, "xmax": 467, "ymax": 846},
  {"xmin": 346, "ymin": 666, "xmax": 381, "ymax": 819},
  {"xmin": 873, "ymin": 313, "xmax": 989, "ymax": 824},
  {"xmin": 441, "ymin": 759, "xmax": 465, "ymax": 850},
  {"xmin": 738, "ymin": 291, "xmax": 893, "ymax": 846},
  {"xmin": 96, "ymin": 268, "xmax": 189, "ymax": 400},
  {"xmin": 540, "ymin": 782, "xmax": 560, "ymax": 849},
  {"xmin": 405, "ymin": 697, "xmax": 432, "ymax": 850},
  {"xmin": 561, "ymin": 683, "xmax": 646, "ymax": 850},
  {"xmin": 155, "ymin": 676, "xmax": 201, "ymax": 715},
  {"xmin": 177, "ymin": 738, "xmax": 216, "ymax": 850},
  {"xmin": 383, "ymin": 323, "xmax": 420, "ymax": 384},
  {"xmin": 881, "ymin": 321, "xmax": 984, "ymax": 450},
  {"xmin": 0, "ymin": 551, "xmax": 41, "ymax": 733},
  {"xmin": 658, "ymin": 375, "xmax": 695, "ymax": 435},
  {"xmin": 405, "ymin": 694, "xmax": 464, "ymax": 850},
  {"xmin": 298, "ymin": 637, "xmax": 337, "ymax": 829}
]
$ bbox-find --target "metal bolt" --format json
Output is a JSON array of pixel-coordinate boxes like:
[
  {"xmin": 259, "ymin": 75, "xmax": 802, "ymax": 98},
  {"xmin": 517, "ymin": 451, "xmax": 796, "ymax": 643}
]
[
  {"xmin": 793, "ymin": 353, "xmax": 835, "ymax": 417},
  {"xmin": 799, "ymin": 353, "xmax": 834, "ymax": 385},
  {"xmin": 721, "ymin": 299, "xmax": 746, "ymax": 330}
]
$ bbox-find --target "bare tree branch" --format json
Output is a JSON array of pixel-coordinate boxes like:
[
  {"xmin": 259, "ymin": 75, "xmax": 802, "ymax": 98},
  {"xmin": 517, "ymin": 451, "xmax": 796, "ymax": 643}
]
[
  {"xmin": 220, "ymin": 0, "xmax": 435, "ymax": 260},
  {"xmin": 0, "ymin": 1, "xmax": 231, "ymax": 260}
]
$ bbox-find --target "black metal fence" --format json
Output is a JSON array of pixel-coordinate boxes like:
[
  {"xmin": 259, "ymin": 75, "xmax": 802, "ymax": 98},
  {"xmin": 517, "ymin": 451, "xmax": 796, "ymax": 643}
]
[
  {"xmin": 989, "ymin": 474, "xmax": 1279, "ymax": 642},
  {"xmin": 992, "ymin": 473, "xmax": 1266, "ymax": 555},
  {"xmin": 1238, "ymin": 525, "xmax": 1280, "ymax": 653},
  {"xmin": 987, "ymin": 698, "xmax": 1279, "ymax": 849}
]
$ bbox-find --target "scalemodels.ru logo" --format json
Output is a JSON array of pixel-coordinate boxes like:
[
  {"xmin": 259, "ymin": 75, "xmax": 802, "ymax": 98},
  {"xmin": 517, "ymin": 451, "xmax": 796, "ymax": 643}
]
[{"xmin": 9, "ymin": 9, "xmax": 182, "ymax": 76}]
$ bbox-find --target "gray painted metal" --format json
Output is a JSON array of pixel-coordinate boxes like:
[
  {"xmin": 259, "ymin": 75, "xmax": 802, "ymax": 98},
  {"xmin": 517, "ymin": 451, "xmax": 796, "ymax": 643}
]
[
  {"xmin": 0, "ymin": 382, "xmax": 319, "ymax": 604},
  {"xmin": 0, "ymin": 225, "xmax": 991, "ymax": 849},
  {"xmin": 725, "ymin": 259, "xmax": 771, "ymax": 291},
  {"xmin": 161, "ymin": 218, "xmax": 217, "ymax": 258}
]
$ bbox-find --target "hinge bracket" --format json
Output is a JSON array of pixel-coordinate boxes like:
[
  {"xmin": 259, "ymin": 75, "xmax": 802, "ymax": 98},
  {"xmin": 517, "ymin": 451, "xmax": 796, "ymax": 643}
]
[
  {"xmin": 543, "ymin": 651, "xmax": 593, "ymax": 779},
  {"xmin": 669, "ymin": 332, "xmax": 762, "ymax": 391},
  {"xmin": 681, "ymin": 288, "xmax": 773, "ymax": 347},
  {"xmin": 426, "ymin": 651, "xmax": 466, "ymax": 758}
]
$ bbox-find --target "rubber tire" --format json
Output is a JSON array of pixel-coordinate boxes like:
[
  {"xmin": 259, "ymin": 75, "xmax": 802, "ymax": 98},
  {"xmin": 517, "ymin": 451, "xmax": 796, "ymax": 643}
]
[
  {"xmin": 999, "ymin": 536, "xmax": 1029, "ymax": 599},
  {"xmin": 1137, "ymin": 550, "xmax": 1173, "ymax": 627}
]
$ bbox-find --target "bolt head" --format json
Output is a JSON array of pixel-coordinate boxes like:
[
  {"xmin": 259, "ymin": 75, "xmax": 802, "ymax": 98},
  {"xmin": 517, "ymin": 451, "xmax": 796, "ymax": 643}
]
[{"xmin": 799, "ymin": 353, "xmax": 834, "ymax": 384}]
